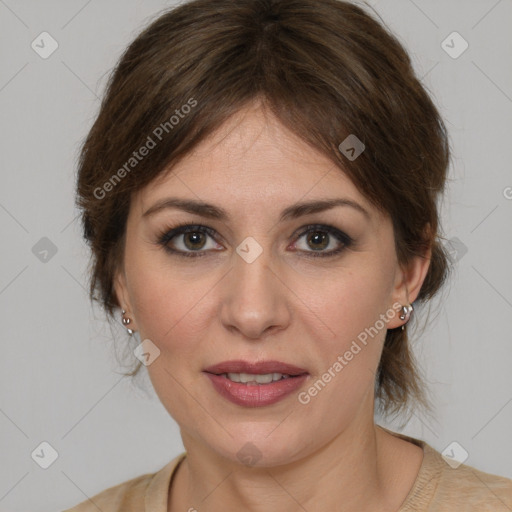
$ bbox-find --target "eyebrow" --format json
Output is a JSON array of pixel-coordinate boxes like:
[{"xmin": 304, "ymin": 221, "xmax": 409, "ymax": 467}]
[{"xmin": 142, "ymin": 197, "xmax": 371, "ymax": 222}]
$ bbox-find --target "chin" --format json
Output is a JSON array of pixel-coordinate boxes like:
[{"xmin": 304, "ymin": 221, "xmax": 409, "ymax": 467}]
[{"xmin": 203, "ymin": 426, "xmax": 310, "ymax": 469}]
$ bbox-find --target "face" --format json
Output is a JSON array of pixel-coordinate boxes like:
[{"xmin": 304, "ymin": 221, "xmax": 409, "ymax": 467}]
[{"xmin": 115, "ymin": 103, "xmax": 430, "ymax": 467}]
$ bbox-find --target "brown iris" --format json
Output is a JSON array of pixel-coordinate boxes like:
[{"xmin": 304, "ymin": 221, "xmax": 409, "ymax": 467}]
[
  {"xmin": 306, "ymin": 230, "xmax": 329, "ymax": 251},
  {"xmin": 184, "ymin": 232, "xmax": 207, "ymax": 250}
]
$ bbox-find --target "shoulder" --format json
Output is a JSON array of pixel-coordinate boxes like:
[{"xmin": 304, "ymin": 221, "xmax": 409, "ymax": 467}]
[
  {"xmin": 378, "ymin": 426, "xmax": 512, "ymax": 511},
  {"xmin": 429, "ymin": 449, "xmax": 512, "ymax": 511},
  {"xmin": 62, "ymin": 472, "xmax": 151, "ymax": 512},
  {"xmin": 62, "ymin": 453, "xmax": 186, "ymax": 512},
  {"xmin": 397, "ymin": 434, "xmax": 512, "ymax": 510}
]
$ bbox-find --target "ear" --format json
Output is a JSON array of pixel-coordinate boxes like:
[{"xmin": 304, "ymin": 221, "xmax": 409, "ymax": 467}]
[
  {"xmin": 113, "ymin": 269, "xmax": 138, "ymax": 331},
  {"xmin": 386, "ymin": 242, "xmax": 432, "ymax": 330}
]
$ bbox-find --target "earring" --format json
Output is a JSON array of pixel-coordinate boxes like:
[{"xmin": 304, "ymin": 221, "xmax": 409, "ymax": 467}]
[
  {"xmin": 399, "ymin": 303, "xmax": 413, "ymax": 331},
  {"xmin": 121, "ymin": 309, "xmax": 134, "ymax": 335}
]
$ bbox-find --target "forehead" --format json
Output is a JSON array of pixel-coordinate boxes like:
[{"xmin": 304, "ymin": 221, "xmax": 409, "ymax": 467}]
[{"xmin": 134, "ymin": 105, "xmax": 378, "ymax": 225}]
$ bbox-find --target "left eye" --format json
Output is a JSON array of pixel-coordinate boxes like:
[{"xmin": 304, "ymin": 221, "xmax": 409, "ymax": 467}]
[{"xmin": 292, "ymin": 224, "xmax": 352, "ymax": 257}]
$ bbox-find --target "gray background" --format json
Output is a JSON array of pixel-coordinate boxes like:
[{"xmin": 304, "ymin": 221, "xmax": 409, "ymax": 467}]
[{"xmin": 0, "ymin": 0, "xmax": 511, "ymax": 510}]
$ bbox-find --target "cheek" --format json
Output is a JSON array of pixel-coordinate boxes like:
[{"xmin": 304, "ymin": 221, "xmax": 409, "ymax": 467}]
[
  {"xmin": 312, "ymin": 263, "xmax": 394, "ymax": 346},
  {"xmin": 294, "ymin": 266, "xmax": 395, "ymax": 424},
  {"xmin": 125, "ymin": 261, "xmax": 214, "ymax": 420},
  {"xmin": 125, "ymin": 253, "xmax": 218, "ymax": 358},
  {"xmin": 300, "ymin": 263, "xmax": 396, "ymax": 411}
]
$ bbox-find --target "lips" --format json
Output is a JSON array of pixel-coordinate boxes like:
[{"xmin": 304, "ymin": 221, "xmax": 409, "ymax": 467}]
[{"xmin": 203, "ymin": 360, "xmax": 309, "ymax": 376}]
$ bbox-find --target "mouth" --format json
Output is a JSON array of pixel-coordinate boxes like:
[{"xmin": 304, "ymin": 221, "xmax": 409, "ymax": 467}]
[{"xmin": 202, "ymin": 360, "xmax": 309, "ymax": 407}]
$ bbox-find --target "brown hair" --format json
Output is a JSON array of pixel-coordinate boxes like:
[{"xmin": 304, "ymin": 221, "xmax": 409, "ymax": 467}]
[{"xmin": 76, "ymin": 0, "xmax": 452, "ymax": 418}]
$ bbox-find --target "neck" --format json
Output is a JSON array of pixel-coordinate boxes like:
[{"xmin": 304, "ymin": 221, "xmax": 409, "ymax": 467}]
[{"xmin": 169, "ymin": 401, "xmax": 422, "ymax": 511}]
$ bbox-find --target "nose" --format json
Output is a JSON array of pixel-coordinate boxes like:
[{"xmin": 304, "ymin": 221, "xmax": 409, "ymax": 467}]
[{"xmin": 219, "ymin": 245, "xmax": 291, "ymax": 340}]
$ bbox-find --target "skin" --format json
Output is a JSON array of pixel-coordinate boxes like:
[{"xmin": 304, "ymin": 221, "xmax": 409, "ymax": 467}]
[{"xmin": 115, "ymin": 101, "xmax": 431, "ymax": 511}]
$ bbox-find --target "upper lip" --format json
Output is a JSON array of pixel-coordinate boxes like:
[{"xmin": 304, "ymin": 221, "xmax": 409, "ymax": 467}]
[{"xmin": 203, "ymin": 360, "xmax": 309, "ymax": 376}]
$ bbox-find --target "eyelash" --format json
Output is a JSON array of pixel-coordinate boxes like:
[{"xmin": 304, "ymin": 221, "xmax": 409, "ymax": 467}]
[{"xmin": 155, "ymin": 223, "xmax": 353, "ymax": 259}]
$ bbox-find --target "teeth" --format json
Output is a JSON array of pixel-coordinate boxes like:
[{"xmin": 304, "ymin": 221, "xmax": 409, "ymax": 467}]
[{"xmin": 225, "ymin": 372, "xmax": 290, "ymax": 384}]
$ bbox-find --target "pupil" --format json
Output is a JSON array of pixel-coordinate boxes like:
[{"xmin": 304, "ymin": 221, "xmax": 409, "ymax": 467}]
[
  {"xmin": 185, "ymin": 232, "xmax": 205, "ymax": 250},
  {"xmin": 308, "ymin": 231, "xmax": 328, "ymax": 250}
]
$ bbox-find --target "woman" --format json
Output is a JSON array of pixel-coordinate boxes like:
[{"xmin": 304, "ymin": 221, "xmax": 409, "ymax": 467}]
[{"xmin": 64, "ymin": 0, "xmax": 512, "ymax": 510}]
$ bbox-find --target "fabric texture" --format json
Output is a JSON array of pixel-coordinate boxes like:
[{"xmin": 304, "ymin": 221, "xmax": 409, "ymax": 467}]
[{"xmin": 62, "ymin": 427, "xmax": 512, "ymax": 511}]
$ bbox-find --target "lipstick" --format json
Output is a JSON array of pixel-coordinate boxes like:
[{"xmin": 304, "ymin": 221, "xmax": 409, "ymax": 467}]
[{"xmin": 203, "ymin": 360, "xmax": 309, "ymax": 407}]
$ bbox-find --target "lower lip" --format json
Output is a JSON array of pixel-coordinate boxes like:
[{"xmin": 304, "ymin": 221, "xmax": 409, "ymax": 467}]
[{"xmin": 204, "ymin": 373, "xmax": 308, "ymax": 407}]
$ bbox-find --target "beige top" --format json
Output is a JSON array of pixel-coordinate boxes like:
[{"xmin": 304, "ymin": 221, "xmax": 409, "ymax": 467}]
[{"xmin": 63, "ymin": 428, "xmax": 512, "ymax": 511}]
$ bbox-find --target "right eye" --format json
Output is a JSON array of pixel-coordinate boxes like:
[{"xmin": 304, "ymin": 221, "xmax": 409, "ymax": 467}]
[{"xmin": 156, "ymin": 224, "xmax": 223, "ymax": 258}]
